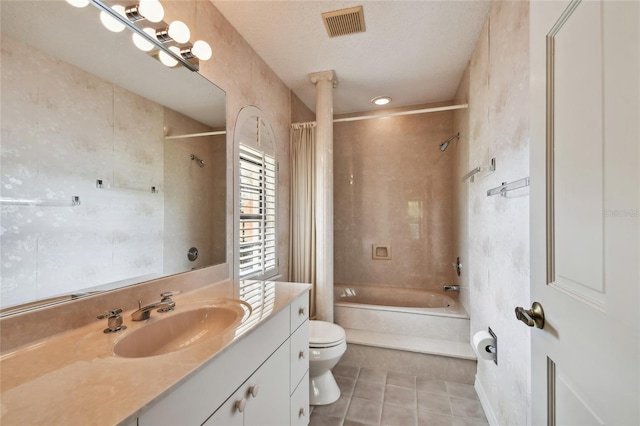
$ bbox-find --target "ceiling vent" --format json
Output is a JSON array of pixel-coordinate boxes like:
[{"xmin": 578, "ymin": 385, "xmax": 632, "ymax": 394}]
[{"xmin": 322, "ymin": 6, "xmax": 366, "ymax": 38}]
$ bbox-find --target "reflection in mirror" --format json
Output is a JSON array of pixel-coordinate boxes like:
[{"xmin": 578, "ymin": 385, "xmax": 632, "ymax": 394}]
[{"xmin": 0, "ymin": 1, "xmax": 227, "ymax": 315}]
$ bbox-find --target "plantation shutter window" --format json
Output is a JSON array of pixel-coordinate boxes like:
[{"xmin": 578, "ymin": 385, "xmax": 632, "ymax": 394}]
[{"xmin": 237, "ymin": 113, "xmax": 278, "ymax": 280}]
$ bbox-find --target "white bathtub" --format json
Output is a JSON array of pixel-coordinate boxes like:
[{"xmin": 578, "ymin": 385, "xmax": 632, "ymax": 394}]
[
  {"xmin": 334, "ymin": 283, "xmax": 470, "ymax": 342},
  {"xmin": 334, "ymin": 283, "xmax": 467, "ymax": 317}
]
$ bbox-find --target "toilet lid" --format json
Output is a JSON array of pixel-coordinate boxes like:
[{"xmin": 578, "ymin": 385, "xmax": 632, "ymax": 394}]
[{"xmin": 309, "ymin": 320, "xmax": 346, "ymax": 347}]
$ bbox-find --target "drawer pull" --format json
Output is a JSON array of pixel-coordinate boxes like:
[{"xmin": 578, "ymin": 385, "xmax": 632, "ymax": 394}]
[
  {"xmin": 299, "ymin": 408, "xmax": 306, "ymax": 417},
  {"xmin": 298, "ymin": 307, "xmax": 306, "ymax": 316},
  {"xmin": 298, "ymin": 350, "xmax": 305, "ymax": 359},
  {"xmin": 249, "ymin": 384, "xmax": 260, "ymax": 397},
  {"xmin": 235, "ymin": 398, "xmax": 247, "ymax": 413}
]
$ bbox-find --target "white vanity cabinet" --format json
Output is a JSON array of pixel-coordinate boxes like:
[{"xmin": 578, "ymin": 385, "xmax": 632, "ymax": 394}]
[
  {"xmin": 203, "ymin": 341, "xmax": 289, "ymax": 425},
  {"xmin": 137, "ymin": 291, "xmax": 309, "ymax": 426}
]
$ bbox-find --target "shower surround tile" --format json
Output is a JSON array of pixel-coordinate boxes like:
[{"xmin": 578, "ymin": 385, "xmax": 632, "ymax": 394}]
[{"xmin": 334, "ymin": 103, "xmax": 457, "ymax": 293}]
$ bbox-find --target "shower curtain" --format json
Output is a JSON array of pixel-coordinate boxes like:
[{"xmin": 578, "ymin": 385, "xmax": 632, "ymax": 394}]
[{"xmin": 289, "ymin": 123, "xmax": 317, "ymax": 318}]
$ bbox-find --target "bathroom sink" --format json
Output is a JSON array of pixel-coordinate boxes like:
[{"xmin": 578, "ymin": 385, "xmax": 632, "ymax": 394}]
[{"xmin": 113, "ymin": 301, "xmax": 251, "ymax": 358}]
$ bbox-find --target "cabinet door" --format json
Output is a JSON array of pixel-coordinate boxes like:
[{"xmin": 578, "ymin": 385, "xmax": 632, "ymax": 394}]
[
  {"xmin": 290, "ymin": 371, "xmax": 310, "ymax": 426},
  {"xmin": 206, "ymin": 341, "xmax": 290, "ymax": 426},
  {"xmin": 203, "ymin": 387, "xmax": 244, "ymax": 426},
  {"xmin": 244, "ymin": 342, "xmax": 290, "ymax": 426},
  {"xmin": 289, "ymin": 320, "xmax": 309, "ymax": 393},
  {"xmin": 290, "ymin": 292, "xmax": 309, "ymax": 333}
]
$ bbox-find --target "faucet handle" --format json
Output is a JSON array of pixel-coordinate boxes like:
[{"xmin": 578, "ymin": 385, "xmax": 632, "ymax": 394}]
[
  {"xmin": 158, "ymin": 291, "xmax": 177, "ymax": 313},
  {"xmin": 97, "ymin": 308, "xmax": 126, "ymax": 333},
  {"xmin": 97, "ymin": 307, "xmax": 123, "ymax": 319},
  {"xmin": 160, "ymin": 291, "xmax": 179, "ymax": 301}
]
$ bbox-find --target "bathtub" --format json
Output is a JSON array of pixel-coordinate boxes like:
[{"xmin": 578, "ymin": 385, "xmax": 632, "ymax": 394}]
[
  {"xmin": 334, "ymin": 283, "xmax": 467, "ymax": 317},
  {"xmin": 334, "ymin": 283, "xmax": 470, "ymax": 342},
  {"xmin": 333, "ymin": 283, "xmax": 476, "ymax": 382}
]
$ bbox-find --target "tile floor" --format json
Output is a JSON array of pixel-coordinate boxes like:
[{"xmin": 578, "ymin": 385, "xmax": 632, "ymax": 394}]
[{"xmin": 309, "ymin": 365, "xmax": 489, "ymax": 426}]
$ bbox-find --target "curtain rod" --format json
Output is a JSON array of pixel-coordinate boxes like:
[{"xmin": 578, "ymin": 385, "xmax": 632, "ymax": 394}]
[
  {"xmin": 165, "ymin": 130, "xmax": 226, "ymax": 140},
  {"xmin": 290, "ymin": 103, "xmax": 468, "ymax": 127},
  {"xmin": 290, "ymin": 121, "xmax": 316, "ymax": 129},
  {"xmin": 332, "ymin": 103, "xmax": 469, "ymax": 123}
]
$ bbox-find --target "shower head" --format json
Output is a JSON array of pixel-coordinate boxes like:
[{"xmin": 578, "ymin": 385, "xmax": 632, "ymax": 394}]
[
  {"xmin": 439, "ymin": 133, "xmax": 460, "ymax": 152},
  {"xmin": 190, "ymin": 154, "xmax": 205, "ymax": 167}
]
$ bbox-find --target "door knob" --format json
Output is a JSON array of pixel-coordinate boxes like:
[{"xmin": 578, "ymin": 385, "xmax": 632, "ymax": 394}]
[{"xmin": 515, "ymin": 302, "xmax": 545, "ymax": 329}]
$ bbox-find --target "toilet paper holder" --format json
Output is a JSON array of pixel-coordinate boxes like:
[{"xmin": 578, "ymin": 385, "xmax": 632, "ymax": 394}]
[{"xmin": 487, "ymin": 327, "xmax": 497, "ymax": 365}]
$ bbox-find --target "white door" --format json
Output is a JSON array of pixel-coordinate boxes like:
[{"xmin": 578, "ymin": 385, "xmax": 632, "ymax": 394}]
[{"xmin": 529, "ymin": 1, "xmax": 639, "ymax": 424}]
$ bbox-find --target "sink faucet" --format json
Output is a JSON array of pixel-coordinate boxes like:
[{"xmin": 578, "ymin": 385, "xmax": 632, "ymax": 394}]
[
  {"xmin": 131, "ymin": 292, "xmax": 176, "ymax": 321},
  {"xmin": 443, "ymin": 284, "xmax": 460, "ymax": 292}
]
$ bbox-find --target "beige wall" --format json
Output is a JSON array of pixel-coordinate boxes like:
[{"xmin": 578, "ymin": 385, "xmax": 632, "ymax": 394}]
[
  {"xmin": 333, "ymin": 105, "xmax": 458, "ymax": 291},
  {"xmin": 453, "ymin": 2, "xmax": 531, "ymax": 424}
]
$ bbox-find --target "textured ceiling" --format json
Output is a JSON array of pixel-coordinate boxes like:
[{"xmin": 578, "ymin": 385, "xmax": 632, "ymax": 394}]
[{"xmin": 213, "ymin": 1, "xmax": 491, "ymax": 115}]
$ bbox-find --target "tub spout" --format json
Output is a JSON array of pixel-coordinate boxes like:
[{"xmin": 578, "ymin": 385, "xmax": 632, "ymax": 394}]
[{"xmin": 443, "ymin": 284, "xmax": 460, "ymax": 292}]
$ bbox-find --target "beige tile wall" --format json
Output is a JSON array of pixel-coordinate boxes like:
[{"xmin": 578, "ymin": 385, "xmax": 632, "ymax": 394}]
[{"xmin": 333, "ymin": 104, "xmax": 458, "ymax": 291}]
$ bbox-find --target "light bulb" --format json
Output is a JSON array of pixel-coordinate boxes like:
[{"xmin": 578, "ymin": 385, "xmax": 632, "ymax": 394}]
[
  {"xmin": 65, "ymin": 0, "xmax": 90, "ymax": 7},
  {"xmin": 168, "ymin": 21, "xmax": 190, "ymax": 44},
  {"xmin": 192, "ymin": 40, "xmax": 212, "ymax": 61},
  {"xmin": 99, "ymin": 5, "xmax": 126, "ymax": 33},
  {"xmin": 132, "ymin": 28, "xmax": 157, "ymax": 52},
  {"xmin": 158, "ymin": 46, "xmax": 180, "ymax": 67},
  {"xmin": 138, "ymin": 0, "xmax": 164, "ymax": 23}
]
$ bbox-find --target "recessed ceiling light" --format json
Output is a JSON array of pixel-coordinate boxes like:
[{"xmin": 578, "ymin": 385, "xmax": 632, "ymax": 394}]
[{"xmin": 372, "ymin": 96, "xmax": 391, "ymax": 106}]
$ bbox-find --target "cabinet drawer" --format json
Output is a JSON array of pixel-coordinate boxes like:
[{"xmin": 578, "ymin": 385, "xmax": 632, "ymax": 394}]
[
  {"xmin": 290, "ymin": 291, "xmax": 309, "ymax": 333},
  {"xmin": 290, "ymin": 319, "xmax": 309, "ymax": 393},
  {"xmin": 290, "ymin": 371, "xmax": 310, "ymax": 426}
]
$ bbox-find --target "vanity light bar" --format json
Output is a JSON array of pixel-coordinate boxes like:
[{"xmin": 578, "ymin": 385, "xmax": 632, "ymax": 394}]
[{"xmin": 88, "ymin": 0, "xmax": 200, "ymax": 72}]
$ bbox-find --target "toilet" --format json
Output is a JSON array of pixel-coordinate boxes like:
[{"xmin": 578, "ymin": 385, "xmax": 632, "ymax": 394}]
[{"xmin": 308, "ymin": 320, "xmax": 347, "ymax": 405}]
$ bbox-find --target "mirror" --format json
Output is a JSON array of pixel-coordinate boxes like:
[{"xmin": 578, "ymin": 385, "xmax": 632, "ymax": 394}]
[{"xmin": 0, "ymin": 1, "xmax": 227, "ymax": 314}]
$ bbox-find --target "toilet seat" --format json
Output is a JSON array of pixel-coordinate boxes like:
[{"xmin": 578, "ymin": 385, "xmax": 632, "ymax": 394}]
[{"xmin": 309, "ymin": 320, "xmax": 346, "ymax": 348}]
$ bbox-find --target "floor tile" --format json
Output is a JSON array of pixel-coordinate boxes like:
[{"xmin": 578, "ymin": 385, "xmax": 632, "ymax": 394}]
[
  {"xmin": 451, "ymin": 416, "xmax": 490, "ymax": 426},
  {"xmin": 449, "ymin": 397, "xmax": 487, "ymax": 421},
  {"xmin": 384, "ymin": 385, "xmax": 416, "ymax": 409},
  {"xmin": 310, "ymin": 412, "xmax": 344, "ymax": 426},
  {"xmin": 313, "ymin": 395, "xmax": 351, "ymax": 418},
  {"xmin": 345, "ymin": 397, "xmax": 383, "ymax": 425},
  {"xmin": 311, "ymin": 367, "xmax": 484, "ymax": 426},
  {"xmin": 358, "ymin": 368, "xmax": 387, "ymax": 384},
  {"xmin": 445, "ymin": 382, "xmax": 478, "ymax": 400},
  {"xmin": 417, "ymin": 391, "xmax": 452, "ymax": 415},
  {"xmin": 334, "ymin": 365, "xmax": 361, "ymax": 379},
  {"xmin": 353, "ymin": 380, "xmax": 385, "ymax": 402},
  {"xmin": 387, "ymin": 372, "xmax": 416, "ymax": 389},
  {"xmin": 336, "ymin": 376, "xmax": 357, "ymax": 397},
  {"xmin": 343, "ymin": 420, "xmax": 377, "ymax": 426},
  {"xmin": 382, "ymin": 403, "xmax": 418, "ymax": 426},
  {"xmin": 416, "ymin": 378, "xmax": 448, "ymax": 396},
  {"xmin": 418, "ymin": 410, "xmax": 454, "ymax": 426}
]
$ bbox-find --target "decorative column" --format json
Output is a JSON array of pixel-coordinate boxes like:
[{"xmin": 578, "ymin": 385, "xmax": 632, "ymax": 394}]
[{"xmin": 309, "ymin": 70, "xmax": 337, "ymax": 322}]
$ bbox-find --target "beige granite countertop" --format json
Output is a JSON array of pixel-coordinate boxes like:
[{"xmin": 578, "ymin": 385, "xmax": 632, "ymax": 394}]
[{"xmin": 0, "ymin": 280, "xmax": 311, "ymax": 426}]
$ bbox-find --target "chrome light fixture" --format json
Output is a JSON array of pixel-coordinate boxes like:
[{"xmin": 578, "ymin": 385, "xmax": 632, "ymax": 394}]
[{"xmin": 65, "ymin": 0, "xmax": 212, "ymax": 72}]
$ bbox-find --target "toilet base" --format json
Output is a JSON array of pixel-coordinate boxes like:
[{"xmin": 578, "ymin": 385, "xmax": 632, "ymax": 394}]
[{"xmin": 309, "ymin": 370, "xmax": 341, "ymax": 406}]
